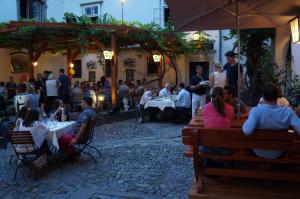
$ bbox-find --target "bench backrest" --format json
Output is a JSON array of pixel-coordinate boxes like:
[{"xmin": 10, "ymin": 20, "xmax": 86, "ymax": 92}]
[{"xmin": 182, "ymin": 127, "xmax": 300, "ymax": 152}]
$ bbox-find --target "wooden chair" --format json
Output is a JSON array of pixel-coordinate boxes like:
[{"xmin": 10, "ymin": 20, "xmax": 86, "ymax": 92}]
[
  {"xmin": 9, "ymin": 131, "xmax": 41, "ymax": 180},
  {"xmin": 182, "ymin": 127, "xmax": 300, "ymax": 193},
  {"xmin": 74, "ymin": 117, "xmax": 101, "ymax": 164}
]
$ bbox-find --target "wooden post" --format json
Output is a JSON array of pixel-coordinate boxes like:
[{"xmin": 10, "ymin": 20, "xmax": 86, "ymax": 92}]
[
  {"xmin": 111, "ymin": 32, "xmax": 118, "ymax": 105},
  {"xmin": 67, "ymin": 47, "xmax": 71, "ymax": 76},
  {"xmin": 157, "ymin": 56, "xmax": 163, "ymax": 88},
  {"xmin": 28, "ymin": 44, "xmax": 34, "ymax": 78}
]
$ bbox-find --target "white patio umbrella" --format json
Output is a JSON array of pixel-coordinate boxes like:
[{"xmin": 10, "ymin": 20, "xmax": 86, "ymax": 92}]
[{"xmin": 166, "ymin": 0, "xmax": 300, "ymax": 116}]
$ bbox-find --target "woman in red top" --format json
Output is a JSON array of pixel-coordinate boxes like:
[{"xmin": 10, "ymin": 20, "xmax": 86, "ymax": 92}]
[{"xmin": 202, "ymin": 87, "xmax": 234, "ymax": 158}]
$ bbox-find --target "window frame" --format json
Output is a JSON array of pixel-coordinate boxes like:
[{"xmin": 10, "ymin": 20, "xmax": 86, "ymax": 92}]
[{"xmin": 81, "ymin": 1, "xmax": 102, "ymax": 18}]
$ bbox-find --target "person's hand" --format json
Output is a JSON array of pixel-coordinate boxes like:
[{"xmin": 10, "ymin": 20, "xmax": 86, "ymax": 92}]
[{"xmin": 69, "ymin": 138, "xmax": 77, "ymax": 146}]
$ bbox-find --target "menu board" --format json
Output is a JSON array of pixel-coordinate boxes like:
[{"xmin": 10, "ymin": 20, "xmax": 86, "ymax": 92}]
[{"xmin": 89, "ymin": 71, "xmax": 96, "ymax": 82}]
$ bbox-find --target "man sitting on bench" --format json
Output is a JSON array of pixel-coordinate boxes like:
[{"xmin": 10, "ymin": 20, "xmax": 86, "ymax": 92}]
[
  {"xmin": 59, "ymin": 96, "xmax": 96, "ymax": 159},
  {"xmin": 243, "ymin": 83, "xmax": 300, "ymax": 159}
]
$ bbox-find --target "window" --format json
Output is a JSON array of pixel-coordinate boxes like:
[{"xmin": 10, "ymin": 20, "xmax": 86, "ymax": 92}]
[
  {"xmin": 32, "ymin": 1, "xmax": 42, "ymax": 20},
  {"xmin": 153, "ymin": 0, "xmax": 170, "ymax": 27},
  {"xmin": 147, "ymin": 56, "xmax": 159, "ymax": 75},
  {"xmin": 19, "ymin": 0, "xmax": 46, "ymax": 21},
  {"xmin": 81, "ymin": 2, "xmax": 102, "ymax": 21}
]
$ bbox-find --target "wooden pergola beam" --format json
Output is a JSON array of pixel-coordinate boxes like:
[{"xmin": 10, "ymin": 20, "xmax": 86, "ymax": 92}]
[
  {"xmin": 33, "ymin": 42, "xmax": 48, "ymax": 61},
  {"xmin": 89, "ymin": 36, "xmax": 106, "ymax": 51}
]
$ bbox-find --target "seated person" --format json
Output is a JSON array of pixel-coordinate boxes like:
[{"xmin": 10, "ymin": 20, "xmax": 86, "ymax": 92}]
[
  {"xmin": 175, "ymin": 83, "xmax": 191, "ymax": 122},
  {"xmin": 224, "ymin": 85, "xmax": 249, "ymax": 117},
  {"xmin": 138, "ymin": 88, "xmax": 153, "ymax": 123},
  {"xmin": 258, "ymin": 87, "xmax": 289, "ymax": 107},
  {"xmin": 243, "ymin": 83, "xmax": 300, "ymax": 159},
  {"xmin": 59, "ymin": 97, "xmax": 96, "ymax": 159},
  {"xmin": 159, "ymin": 83, "xmax": 171, "ymax": 97},
  {"xmin": 15, "ymin": 106, "xmax": 28, "ymax": 131},
  {"xmin": 201, "ymin": 87, "xmax": 234, "ymax": 165},
  {"xmin": 24, "ymin": 84, "xmax": 40, "ymax": 109},
  {"xmin": 49, "ymin": 99, "xmax": 68, "ymax": 122},
  {"xmin": 16, "ymin": 108, "xmax": 50, "ymax": 154}
]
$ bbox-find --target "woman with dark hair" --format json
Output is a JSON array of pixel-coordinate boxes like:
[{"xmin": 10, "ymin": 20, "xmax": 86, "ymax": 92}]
[
  {"xmin": 203, "ymin": 87, "xmax": 234, "ymax": 128},
  {"xmin": 201, "ymin": 87, "xmax": 234, "ymax": 160},
  {"xmin": 15, "ymin": 108, "xmax": 51, "ymax": 155},
  {"xmin": 17, "ymin": 108, "xmax": 50, "ymax": 153},
  {"xmin": 15, "ymin": 106, "xmax": 28, "ymax": 130}
]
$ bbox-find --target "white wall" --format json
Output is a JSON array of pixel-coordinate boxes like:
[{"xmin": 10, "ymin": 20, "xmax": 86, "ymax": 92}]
[
  {"xmin": 0, "ymin": 0, "xmax": 18, "ymax": 22},
  {"xmin": 292, "ymin": 43, "xmax": 300, "ymax": 76},
  {"xmin": 47, "ymin": 0, "xmax": 160, "ymax": 23},
  {"xmin": 275, "ymin": 25, "xmax": 290, "ymax": 68}
]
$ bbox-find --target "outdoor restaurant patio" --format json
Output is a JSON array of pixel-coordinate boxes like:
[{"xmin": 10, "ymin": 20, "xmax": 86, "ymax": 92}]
[{"xmin": 1, "ymin": 0, "xmax": 300, "ymax": 199}]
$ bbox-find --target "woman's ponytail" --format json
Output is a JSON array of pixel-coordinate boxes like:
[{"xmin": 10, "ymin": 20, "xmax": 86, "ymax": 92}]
[{"xmin": 211, "ymin": 87, "xmax": 226, "ymax": 117}]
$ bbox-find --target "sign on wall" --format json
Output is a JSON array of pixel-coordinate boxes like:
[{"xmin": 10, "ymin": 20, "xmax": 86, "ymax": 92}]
[{"xmin": 89, "ymin": 71, "xmax": 96, "ymax": 82}]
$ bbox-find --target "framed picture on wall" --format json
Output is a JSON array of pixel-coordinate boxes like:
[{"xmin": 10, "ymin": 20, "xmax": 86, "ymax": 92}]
[
  {"xmin": 126, "ymin": 69, "xmax": 134, "ymax": 81},
  {"xmin": 89, "ymin": 71, "xmax": 96, "ymax": 82}
]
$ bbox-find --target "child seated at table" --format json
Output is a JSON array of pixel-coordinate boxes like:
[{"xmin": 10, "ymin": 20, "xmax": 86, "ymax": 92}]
[{"xmin": 49, "ymin": 99, "xmax": 68, "ymax": 122}]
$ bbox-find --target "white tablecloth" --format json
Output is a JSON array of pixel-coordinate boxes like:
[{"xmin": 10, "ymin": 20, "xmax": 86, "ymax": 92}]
[
  {"xmin": 45, "ymin": 121, "xmax": 76, "ymax": 149},
  {"xmin": 144, "ymin": 98, "xmax": 176, "ymax": 111}
]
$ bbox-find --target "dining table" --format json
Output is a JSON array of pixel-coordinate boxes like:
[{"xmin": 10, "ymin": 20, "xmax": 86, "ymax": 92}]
[
  {"xmin": 144, "ymin": 96, "xmax": 176, "ymax": 111},
  {"xmin": 45, "ymin": 120, "xmax": 76, "ymax": 149}
]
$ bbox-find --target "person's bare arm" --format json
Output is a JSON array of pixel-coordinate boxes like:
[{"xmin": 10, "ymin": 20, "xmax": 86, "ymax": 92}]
[
  {"xmin": 209, "ymin": 74, "xmax": 214, "ymax": 88},
  {"xmin": 69, "ymin": 123, "xmax": 88, "ymax": 145}
]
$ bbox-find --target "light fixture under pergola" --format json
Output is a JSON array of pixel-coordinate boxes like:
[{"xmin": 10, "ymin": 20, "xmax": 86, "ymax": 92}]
[
  {"xmin": 290, "ymin": 17, "xmax": 300, "ymax": 44},
  {"xmin": 103, "ymin": 50, "xmax": 114, "ymax": 60},
  {"xmin": 153, "ymin": 54, "xmax": 161, "ymax": 62}
]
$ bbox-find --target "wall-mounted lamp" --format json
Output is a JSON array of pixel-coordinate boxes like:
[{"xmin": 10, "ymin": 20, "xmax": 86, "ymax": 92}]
[
  {"xmin": 192, "ymin": 32, "xmax": 200, "ymax": 41},
  {"xmin": 103, "ymin": 50, "xmax": 114, "ymax": 60},
  {"xmin": 70, "ymin": 63, "xmax": 74, "ymax": 68},
  {"xmin": 153, "ymin": 54, "xmax": 161, "ymax": 63},
  {"xmin": 33, "ymin": 61, "xmax": 38, "ymax": 67},
  {"xmin": 290, "ymin": 17, "xmax": 300, "ymax": 44}
]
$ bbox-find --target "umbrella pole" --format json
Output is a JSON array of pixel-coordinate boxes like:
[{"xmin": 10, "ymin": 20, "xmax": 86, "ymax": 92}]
[{"xmin": 236, "ymin": 0, "xmax": 241, "ymax": 119}]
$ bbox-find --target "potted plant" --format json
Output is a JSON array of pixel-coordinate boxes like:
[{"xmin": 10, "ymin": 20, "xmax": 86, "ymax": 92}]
[{"xmin": 63, "ymin": 12, "xmax": 77, "ymax": 23}]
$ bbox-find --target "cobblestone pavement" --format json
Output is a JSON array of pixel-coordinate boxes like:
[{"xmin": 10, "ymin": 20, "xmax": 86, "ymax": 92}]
[{"xmin": 0, "ymin": 119, "xmax": 193, "ymax": 199}]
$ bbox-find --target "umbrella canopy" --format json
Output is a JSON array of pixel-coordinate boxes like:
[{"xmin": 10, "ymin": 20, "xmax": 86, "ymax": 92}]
[{"xmin": 166, "ymin": 0, "xmax": 300, "ymax": 31}]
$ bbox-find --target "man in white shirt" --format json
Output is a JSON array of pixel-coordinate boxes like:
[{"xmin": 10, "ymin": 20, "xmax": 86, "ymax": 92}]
[
  {"xmin": 138, "ymin": 89, "xmax": 153, "ymax": 123},
  {"xmin": 175, "ymin": 83, "xmax": 191, "ymax": 123},
  {"xmin": 159, "ymin": 83, "xmax": 171, "ymax": 97}
]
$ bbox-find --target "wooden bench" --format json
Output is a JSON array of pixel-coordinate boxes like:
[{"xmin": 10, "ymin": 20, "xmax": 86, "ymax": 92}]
[{"xmin": 182, "ymin": 127, "xmax": 300, "ymax": 194}]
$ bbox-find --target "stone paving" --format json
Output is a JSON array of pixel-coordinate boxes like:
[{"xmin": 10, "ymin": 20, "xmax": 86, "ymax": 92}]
[{"xmin": 0, "ymin": 119, "xmax": 193, "ymax": 199}]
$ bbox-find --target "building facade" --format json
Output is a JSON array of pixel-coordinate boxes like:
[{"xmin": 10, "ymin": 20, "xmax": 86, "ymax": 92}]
[{"xmin": 0, "ymin": 0, "xmax": 230, "ymax": 87}]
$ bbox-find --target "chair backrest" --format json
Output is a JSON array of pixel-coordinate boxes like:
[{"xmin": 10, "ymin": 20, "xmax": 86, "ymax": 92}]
[
  {"xmin": 182, "ymin": 127, "xmax": 300, "ymax": 152},
  {"xmin": 78, "ymin": 117, "xmax": 97, "ymax": 144},
  {"xmin": 9, "ymin": 131, "xmax": 38, "ymax": 155},
  {"xmin": 9, "ymin": 131, "xmax": 35, "ymax": 145}
]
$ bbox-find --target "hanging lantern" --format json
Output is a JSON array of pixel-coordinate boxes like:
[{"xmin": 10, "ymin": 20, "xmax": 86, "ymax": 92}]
[
  {"xmin": 103, "ymin": 50, "xmax": 114, "ymax": 60},
  {"xmin": 192, "ymin": 32, "xmax": 200, "ymax": 41},
  {"xmin": 290, "ymin": 17, "xmax": 300, "ymax": 44},
  {"xmin": 69, "ymin": 63, "xmax": 74, "ymax": 68},
  {"xmin": 33, "ymin": 61, "xmax": 38, "ymax": 67},
  {"xmin": 70, "ymin": 68, "xmax": 75, "ymax": 76},
  {"xmin": 153, "ymin": 54, "xmax": 161, "ymax": 63}
]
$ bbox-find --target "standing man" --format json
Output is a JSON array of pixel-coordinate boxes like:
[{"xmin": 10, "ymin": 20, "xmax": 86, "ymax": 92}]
[
  {"xmin": 6, "ymin": 76, "xmax": 17, "ymax": 101},
  {"xmin": 223, "ymin": 51, "xmax": 243, "ymax": 96},
  {"xmin": 190, "ymin": 66, "xmax": 208, "ymax": 116},
  {"xmin": 57, "ymin": 68, "xmax": 70, "ymax": 106}
]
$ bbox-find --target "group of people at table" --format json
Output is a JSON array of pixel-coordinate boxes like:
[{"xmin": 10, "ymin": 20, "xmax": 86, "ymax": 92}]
[{"xmin": 13, "ymin": 96, "xmax": 96, "ymax": 161}]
